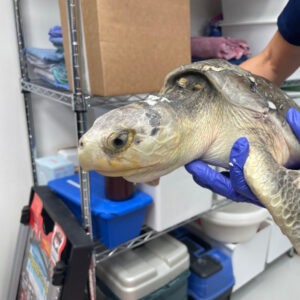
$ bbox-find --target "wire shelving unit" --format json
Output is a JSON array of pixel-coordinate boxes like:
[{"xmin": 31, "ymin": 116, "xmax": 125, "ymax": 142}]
[{"xmin": 13, "ymin": 0, "xmax": 231, "ymax": 298}]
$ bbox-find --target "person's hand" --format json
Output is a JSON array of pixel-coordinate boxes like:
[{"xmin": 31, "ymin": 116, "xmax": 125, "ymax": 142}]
[{"xmin": 185, "ymin": 108, "xmax": 300, "ymax": 207}]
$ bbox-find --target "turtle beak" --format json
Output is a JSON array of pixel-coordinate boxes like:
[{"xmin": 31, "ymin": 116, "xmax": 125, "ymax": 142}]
[{"xmin": 78, "ymin": 136, "xmax": 94, "ymax": 171}]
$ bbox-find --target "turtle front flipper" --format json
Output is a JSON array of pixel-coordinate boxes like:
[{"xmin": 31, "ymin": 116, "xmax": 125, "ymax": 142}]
[{"xmin": 244, "ymin": 145, "xmax": 300, "ymax": 254}]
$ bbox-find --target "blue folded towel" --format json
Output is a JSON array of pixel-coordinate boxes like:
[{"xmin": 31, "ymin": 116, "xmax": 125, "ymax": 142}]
[
  {"xmin": 49, "ymin": 26, "xmax": 63, "ymax": 46},
  {"xmin": 49, "ymin": 25, "xmax": 62, "ymax": 38},
  {"xmin": 25, "ymin": 48, "xmax": 64, "ymax": 63},
  {"xmin": 49, "ymin": 36, "xmax": 63, "ymax": 45}
]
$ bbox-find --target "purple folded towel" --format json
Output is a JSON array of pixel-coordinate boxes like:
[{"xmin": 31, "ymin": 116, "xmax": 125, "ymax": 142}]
[{"xmin": 191, "ymin": 37, "xmax": 251, "ymax": 60}]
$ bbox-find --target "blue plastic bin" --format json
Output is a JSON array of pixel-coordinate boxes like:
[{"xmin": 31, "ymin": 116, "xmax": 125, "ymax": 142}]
[
  {"xmin": 172, "ymin": 228, "xmax": 212, "ymax": 255},
  {"xmin": 188, "ymin": 247, "xmax": 235, "ymax": 300},
  {"xmin": 173, "ymin": 230, "xmax": 234, "ymax": 300},
  {"xmin": 48, "ymin": 171, "xmax": 152, "ymax": 248}
]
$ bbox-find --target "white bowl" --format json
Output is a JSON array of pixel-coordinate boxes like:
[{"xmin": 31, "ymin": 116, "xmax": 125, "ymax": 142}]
[{"xmin": 200, "ymin": 202, "xmax": 269, "ymax": 243}]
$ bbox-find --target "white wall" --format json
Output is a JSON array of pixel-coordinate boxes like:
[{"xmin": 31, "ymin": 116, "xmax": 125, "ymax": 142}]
[
  {"xmin": 190, "ymin": 0, "xmax": 222, "ymax": 36},
  {"xmin": 0, "ymin": 1, "xmax": 32, "ymax": 299}
]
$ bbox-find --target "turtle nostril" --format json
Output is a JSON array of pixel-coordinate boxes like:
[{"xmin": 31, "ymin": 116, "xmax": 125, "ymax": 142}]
[{"xmin": 79, "ymin": 137, "xmax": 85, "ymax": 148}]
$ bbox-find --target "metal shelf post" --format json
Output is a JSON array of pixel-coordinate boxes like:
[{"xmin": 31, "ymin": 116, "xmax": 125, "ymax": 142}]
[
  {"xmin": 66, "ymin": 0, "xmax": 96, "ymax": 299},
  {"xmin": 13, "ymin": 0, "xmax": 37, "ymax": 186}
]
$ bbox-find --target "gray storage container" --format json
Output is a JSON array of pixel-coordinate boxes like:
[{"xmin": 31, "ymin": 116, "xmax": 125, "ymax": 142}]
[{"xmin": 97, "ymin": 234, "xmax": 190, "ymax": 300}]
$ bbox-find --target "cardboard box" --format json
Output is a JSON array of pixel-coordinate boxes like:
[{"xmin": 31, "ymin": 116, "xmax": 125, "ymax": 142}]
[{"xmin": 58, "ymin": 0, "xmax": 191, "ymax": 96}]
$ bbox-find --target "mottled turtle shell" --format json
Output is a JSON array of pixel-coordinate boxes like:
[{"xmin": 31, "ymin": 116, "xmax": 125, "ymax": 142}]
[{"xmin": 160, "ymin": 59, "xmax": 298, "ymax": 118}]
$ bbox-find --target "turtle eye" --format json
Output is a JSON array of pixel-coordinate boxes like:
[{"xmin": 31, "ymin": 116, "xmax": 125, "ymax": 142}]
[{"xmin": 107, "ymin": 130, "xmax": 135, "ymax": 152}]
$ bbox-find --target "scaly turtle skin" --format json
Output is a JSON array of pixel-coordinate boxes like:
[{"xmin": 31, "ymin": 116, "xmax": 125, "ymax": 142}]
[{"xmin": 78, "ymin": 59, "xmax": 300, "ymax": 253}]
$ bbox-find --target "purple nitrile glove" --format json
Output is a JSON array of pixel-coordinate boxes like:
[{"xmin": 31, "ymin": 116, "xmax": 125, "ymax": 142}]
[
  {"xmin": 185, "ymin": 107, "xmax": 300, "ymax": 207},
  {"xmin": 287, "ymin": 108, "xmax": 300, "ymax": 140}
]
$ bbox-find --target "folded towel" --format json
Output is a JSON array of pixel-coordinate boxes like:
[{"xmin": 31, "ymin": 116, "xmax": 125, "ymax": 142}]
[
  {"xmin": 25, "ymin": 26, "xmax": 68, "ymax": 90},
  {"xmin": 26, "ymin": 53, "xmax": 56, "ymax": 69},
  {"xmin": 49, "ymin": 25, "xmax": 62, "ymax": 38},
  {"xmin": 191, "ymin": 37, "xmax": 251, "ymax": 60},
  {"xmin": 33, "ymin": 67, "xmax": 69, "ymax": 90},
  {"xmin": 25, "ymin": 48, "xmax": 64, "ymax": 63},
  {"xmin": 52, "ymin": 63, "xmax": 68, "ymax": 85},
  {"xmin": 49, "ymin": 36, "xmax": 63, "ymax": 46},
  {"xmin": 49, "ymin": 26, "xmax": 63, "ymax": 46}
]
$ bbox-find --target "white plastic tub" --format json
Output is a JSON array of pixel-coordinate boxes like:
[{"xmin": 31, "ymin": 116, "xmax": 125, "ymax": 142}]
[
  {"xmin": 221, "ymin": 0, "xmax": 288, "ymax": 24},
  {"xmin": 200, "ymin": 202, "xmax": 269, "ymax": 243},
  {"xmin": 138, "ymin": 167, "xmax": 212, "ymax": 231}
]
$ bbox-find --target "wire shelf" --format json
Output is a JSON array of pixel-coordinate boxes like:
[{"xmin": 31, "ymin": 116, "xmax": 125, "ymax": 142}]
[
  {"xmin": 94, "ymin": 198, "xmax": 231, "ymax": 263},
  {"xmin": 21, "ymin": 80, "xmax": 152, "ymax": 109},
  {"xmin": 87, "ymin": 93, "xmax": 152, "ymax": 109},
  {"xmin": 21, "ymin": 80, "xmax": 73, "ymax": 107}
]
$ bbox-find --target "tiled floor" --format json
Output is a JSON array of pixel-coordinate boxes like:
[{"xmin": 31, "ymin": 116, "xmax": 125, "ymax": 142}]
[{"xmin": 231, "ymin": 253, "xmax": 300, "ymax": 300}]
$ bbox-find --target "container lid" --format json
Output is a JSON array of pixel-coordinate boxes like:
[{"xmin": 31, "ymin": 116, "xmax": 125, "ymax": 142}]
[
  {"xmin": 48, "ymin": 171, "xmax": 152, "ymax": 219},
  {"xmin": 201, "ymin": 202, "xmax": 268, "ymax": 226},
  {"xmin": 97, "ymin": 234, "xmax": 189, "ymax": 299},
  {"xmin": 35, "ymin": 155, "xmax": 73, "ymax": 169},
  {"xmin": 188, "ymin": 248, "xmax": 235, "ymax": 299},
  {"xmin": 191, "ymin": 255, "xmax": 223, "ymax": 278}
]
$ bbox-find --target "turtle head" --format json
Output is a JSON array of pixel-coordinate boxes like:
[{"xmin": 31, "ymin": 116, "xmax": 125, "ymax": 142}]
[{"xmin": 78, "ymin": 100, "xmax": 182, "ymax": 183}]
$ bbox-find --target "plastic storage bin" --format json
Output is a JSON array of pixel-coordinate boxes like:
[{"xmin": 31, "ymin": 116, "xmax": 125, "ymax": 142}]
[
  {"xmin": 35, "ymin": 155, "xmax": 74, "ymax": 185},
  {"xmin": 221, "ymin": 0, "xmax": 288, "ymax": 24},
  {"xmin": 97, "ymin": 234, "xmax": 190, "ymax": 300},
  {"xmin": 137, "ymin": 167, "xmax": 212, "ymax": 231},
  {"xmin": 174, "ymin": 232, "xmax": 211, "ymax": 257},
  {"xmin": 98, "ymin": 270, "xmax": 190, "ymax": 300},
  {"xmin": 188, "ymin": 221, "xmax": 271, "ymax": 292},
  {"xmin": 174, "ymin": 231, "xmax": 234, "ymax": 300},
  {"xmin": 266, "ymin": 218, "xmax": 292, "ymax": 264},
  {"xmin": 188, "ymin": 248, "xmax": 234, "ymax": 300},
  {"xmin": 200, "ymin": 202, "xmax": 269, "ymax": 243},
  {"xmin": 48, "ymin": 171, "xmax": 152, "ymax": 248}
]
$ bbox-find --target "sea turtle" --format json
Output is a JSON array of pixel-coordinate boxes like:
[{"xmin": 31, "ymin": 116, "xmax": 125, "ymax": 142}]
[{"xmin": 78, "ymin": 59, "xmax": 300, "ymax": 253}]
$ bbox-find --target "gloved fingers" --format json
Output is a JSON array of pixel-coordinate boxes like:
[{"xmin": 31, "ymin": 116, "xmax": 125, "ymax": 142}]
[
  {"xmin": 287, "ymin": 108, "xmax": 300, "ymax": 141},
  {"xmin": 229, "ymin": 137, "xmax": 249, "ymax": 168},
  {"xmin": 185, "ymin": 160, "xmax": 236, "ymax": 199},
  {"xmin": 185, "ymin": 160, "xmax": 264, "ymax": 206},
  {"xmin": 229, "ymin": 137, "xmax": 264, "ymax": 206}
]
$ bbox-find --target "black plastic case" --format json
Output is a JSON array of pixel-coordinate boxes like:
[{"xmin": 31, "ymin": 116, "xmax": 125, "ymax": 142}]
[{"xmin": 16, "ymin": 186, "xmax": 94, "ymax": 300}]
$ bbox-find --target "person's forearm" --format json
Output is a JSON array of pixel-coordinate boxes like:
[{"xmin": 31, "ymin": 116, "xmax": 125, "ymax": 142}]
[{"xmin": 240, "ymin": 30, "xmax": 300, "ymax": 86}]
